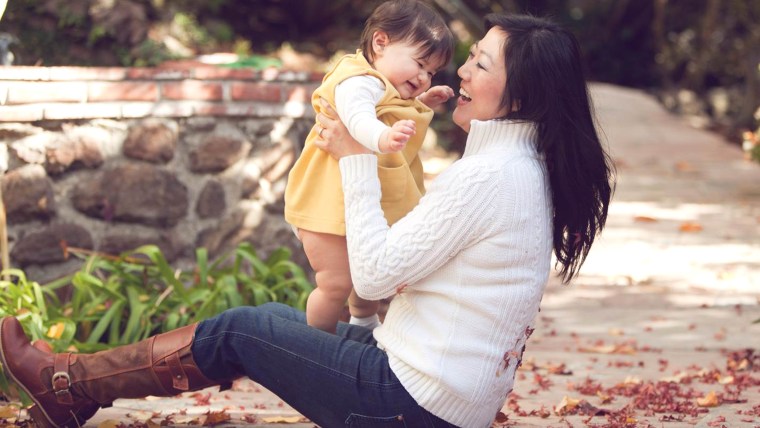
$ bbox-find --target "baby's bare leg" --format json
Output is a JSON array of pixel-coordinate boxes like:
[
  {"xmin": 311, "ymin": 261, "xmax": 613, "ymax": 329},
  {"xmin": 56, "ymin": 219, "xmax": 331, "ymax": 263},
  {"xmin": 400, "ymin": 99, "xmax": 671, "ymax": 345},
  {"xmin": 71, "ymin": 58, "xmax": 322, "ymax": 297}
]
[
  {"xmin": 299, "ymin": 230, "xmax": 352, "ymax": 334},
  {"xmin": 348, "ymin": 290, "xmax": 380, "ymax": 320}
]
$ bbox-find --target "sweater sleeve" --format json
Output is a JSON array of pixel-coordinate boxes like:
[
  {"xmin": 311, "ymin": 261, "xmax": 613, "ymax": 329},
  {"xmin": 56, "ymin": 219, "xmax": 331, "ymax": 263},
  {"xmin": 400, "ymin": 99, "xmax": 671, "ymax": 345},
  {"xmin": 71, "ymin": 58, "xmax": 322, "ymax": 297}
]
[
  {"xmin": 339, "ymin": 154, "xmax": 500, "ymax": 300},
  {"xmin": 334, "ymin": 75, "xmax": 388, "ymax": 153}
]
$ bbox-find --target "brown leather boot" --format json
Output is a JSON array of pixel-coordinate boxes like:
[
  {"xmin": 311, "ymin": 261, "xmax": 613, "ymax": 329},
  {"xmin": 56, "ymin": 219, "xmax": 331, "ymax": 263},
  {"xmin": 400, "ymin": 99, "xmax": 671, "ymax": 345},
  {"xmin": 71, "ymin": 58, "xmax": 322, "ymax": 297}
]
[{"xmin": 0, "ymin": 316, "xmax": 233, "ymax": 428}]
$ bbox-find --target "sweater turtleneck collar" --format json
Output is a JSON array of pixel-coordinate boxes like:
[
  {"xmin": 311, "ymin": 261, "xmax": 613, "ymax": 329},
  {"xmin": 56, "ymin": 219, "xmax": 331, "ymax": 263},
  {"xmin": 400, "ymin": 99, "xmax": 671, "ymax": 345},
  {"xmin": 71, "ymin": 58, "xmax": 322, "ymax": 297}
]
[{"xmin": 462, "ymin": 119, "xmax": 539, "ymax": 158}]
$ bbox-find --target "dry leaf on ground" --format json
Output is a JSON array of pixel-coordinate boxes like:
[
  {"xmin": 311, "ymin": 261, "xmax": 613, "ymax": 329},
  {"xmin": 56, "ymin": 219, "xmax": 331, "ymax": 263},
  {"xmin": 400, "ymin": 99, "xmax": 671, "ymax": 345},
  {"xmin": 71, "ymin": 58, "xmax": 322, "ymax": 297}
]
[
  {"xmin": 554, "ymin": 396, "xmax": 581, "ymax": 415},
  {"xmin": 696, "ymin": 391, "xmax": 721, "ymax": 407},
  {"xmin": 679, "ymin": 221, "xmax": 703, "ymax": 232},
  {"xmin": 262, "ymin": 415, "xmax": 308, "ymax": 423},
  {"xmin": 203, "ymin": 410, "xmax": 231, "ymax": 426}
]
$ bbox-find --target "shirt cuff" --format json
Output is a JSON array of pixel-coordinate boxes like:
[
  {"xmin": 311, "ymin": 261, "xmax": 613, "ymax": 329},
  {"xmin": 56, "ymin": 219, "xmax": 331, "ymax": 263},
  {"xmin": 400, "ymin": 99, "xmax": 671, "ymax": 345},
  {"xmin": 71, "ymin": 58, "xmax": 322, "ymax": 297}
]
[{"xmin": 339, "ymin": 154, "xmax": 378, "ymax": 185}]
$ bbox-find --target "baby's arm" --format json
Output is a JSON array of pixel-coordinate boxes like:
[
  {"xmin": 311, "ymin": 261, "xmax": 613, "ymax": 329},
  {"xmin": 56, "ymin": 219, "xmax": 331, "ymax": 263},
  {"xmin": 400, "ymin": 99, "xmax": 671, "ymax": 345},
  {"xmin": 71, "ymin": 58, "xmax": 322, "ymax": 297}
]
[
  {"xmin": 417, "ymin": 85, "xmax": 455, "ymax": 109},
  {"xmin": 335, "ymin": 76, "xmax": 393, "ymax": 153}
]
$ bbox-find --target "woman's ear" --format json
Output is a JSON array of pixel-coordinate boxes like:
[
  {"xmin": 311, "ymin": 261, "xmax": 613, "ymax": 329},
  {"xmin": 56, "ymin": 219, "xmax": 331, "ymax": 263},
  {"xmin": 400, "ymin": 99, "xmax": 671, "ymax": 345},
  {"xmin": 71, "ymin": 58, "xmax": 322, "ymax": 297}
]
[
  {"xmin": 512, "ymin": 99, "xmax": 521, "ymax": 112},
  {"xmin": 371, "ymin": 31, "xmax": 390, "ymax": 57}
]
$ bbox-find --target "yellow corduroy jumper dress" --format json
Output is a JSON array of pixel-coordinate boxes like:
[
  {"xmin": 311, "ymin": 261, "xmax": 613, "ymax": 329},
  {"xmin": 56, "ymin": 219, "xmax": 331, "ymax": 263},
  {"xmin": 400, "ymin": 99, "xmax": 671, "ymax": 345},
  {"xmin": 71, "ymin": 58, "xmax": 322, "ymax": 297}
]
[{"xmin": 284, "ymin": 51, "xmax": 433, "ymax": 236}]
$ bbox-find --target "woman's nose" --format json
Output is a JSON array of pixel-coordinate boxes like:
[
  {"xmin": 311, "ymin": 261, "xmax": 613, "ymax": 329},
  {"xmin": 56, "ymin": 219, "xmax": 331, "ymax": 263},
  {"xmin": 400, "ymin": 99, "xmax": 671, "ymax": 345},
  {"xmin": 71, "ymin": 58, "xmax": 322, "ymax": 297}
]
[{"xmin": 457, "ymin": 63, "xmax": 467, "ymax": 79}]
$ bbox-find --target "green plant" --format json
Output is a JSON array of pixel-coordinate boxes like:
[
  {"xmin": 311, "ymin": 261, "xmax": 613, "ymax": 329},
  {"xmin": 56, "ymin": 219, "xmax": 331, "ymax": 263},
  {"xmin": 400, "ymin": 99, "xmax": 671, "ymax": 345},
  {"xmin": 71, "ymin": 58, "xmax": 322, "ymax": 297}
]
[
  {"xmin": 223, "ymin": 54, "xmax": 282, "ymax": 70},
  {"xmin": 0, "ymin": 242, "xmax": 312, "ymax": 405}
]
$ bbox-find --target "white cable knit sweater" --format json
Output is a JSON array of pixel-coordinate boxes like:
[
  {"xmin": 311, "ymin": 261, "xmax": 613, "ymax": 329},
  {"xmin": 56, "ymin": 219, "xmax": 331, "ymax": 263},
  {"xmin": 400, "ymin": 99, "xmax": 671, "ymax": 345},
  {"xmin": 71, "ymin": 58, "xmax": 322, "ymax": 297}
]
[{"xmin": 339, "ymin": 119, "xmax": 553, "ymax": 428}]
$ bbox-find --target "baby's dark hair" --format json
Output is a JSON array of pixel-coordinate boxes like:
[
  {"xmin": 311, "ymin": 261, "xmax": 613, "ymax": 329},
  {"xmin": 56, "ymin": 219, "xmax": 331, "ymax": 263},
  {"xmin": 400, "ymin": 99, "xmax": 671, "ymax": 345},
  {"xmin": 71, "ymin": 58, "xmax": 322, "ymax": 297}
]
[{"xmin": 360, "ymin": 0, "xmax": 453, "ymax": 68}]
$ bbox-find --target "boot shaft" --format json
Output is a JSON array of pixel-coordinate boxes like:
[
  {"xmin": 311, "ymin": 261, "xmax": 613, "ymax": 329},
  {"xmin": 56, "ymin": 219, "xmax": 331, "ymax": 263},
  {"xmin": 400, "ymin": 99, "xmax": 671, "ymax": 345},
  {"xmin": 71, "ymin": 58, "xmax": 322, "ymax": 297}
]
[
  {"xmin": 1, "ymin": 317, "xmax": 232, "ymax": 428},
  {"xmin": 52, "ymin": 323, "xmax": 221, "ymax": 404}
]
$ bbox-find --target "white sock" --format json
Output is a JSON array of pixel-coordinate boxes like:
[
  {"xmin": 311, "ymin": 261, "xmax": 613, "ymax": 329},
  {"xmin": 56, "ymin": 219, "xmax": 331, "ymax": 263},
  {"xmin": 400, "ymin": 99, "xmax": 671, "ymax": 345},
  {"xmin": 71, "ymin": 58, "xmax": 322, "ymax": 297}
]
[{"xmin": 350, "ymin": 314, "xmax": 381, "ymax": 329}]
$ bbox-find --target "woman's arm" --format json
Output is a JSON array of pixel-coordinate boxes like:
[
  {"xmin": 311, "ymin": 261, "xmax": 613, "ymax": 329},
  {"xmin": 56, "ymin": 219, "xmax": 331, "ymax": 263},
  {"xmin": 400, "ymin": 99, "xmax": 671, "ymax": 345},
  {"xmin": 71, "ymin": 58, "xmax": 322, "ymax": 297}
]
[{"xmin": 316, "ymin": 105, "xmax": 500, "ymax": 299}]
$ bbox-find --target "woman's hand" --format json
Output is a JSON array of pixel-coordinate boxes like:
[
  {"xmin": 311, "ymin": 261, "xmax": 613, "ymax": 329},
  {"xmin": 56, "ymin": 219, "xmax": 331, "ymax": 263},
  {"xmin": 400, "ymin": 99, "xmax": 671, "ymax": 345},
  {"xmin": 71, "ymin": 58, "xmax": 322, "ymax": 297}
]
[{"xmin": 313, "ymin": 98, "xmax": 372, "ymax": 159}]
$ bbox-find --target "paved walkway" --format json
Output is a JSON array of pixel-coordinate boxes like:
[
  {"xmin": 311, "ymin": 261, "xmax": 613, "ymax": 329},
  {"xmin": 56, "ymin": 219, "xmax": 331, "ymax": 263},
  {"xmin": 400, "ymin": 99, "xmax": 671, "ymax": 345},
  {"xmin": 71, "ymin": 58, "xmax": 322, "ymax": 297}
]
[{"xmin": 44, "ymin": 84, "xmax": 760, "ymax": 427}]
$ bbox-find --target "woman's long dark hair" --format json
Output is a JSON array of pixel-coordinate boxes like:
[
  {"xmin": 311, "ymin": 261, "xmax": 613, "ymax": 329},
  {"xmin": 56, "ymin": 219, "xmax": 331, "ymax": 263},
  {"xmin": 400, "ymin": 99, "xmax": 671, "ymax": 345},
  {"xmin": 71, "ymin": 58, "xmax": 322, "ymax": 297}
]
[{"xmin": 485, "ymin": 14, "xmax": 614, "ymax": 283}]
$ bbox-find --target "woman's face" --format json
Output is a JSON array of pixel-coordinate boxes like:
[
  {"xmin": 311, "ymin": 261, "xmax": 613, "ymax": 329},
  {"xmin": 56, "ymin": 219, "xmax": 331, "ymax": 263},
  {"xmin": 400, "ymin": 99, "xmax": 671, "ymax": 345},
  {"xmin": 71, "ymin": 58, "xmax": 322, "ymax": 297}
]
[{"xmin": 453, "ymin": 27, "xmax": 510, "ymax": 132}]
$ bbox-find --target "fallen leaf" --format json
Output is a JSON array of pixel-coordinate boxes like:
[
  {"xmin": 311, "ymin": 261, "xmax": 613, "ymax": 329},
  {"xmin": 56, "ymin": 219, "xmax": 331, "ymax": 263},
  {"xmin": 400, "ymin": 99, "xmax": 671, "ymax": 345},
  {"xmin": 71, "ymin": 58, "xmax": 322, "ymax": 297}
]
[
  {"xmin": 172, "ymin": 415, "xmax": 201, "ymax": 424},
  {"xmin": 493, "ymin": 411, "xmax": 509, "ymax": 423},
  {"xmin": 261, "ymin": 415, "xmax": 307, "ymax": 423},
  {"xmin": 241, "ymin": 414, "xmax": 258, "ymax": 423},
  {"xmin": 554, "ymin": 396, "xmax": 581, "ymax": 415},
  {"xmin": 546, "ymin": 363, "xmax": 572, "ymax": 375},
  {"xmin": 579, "ymin": 343, "xmax": 636, "ymax": 355},
  {"xmin": 679, "ymin": 221, "xmax": 703, "ymax": 232},
  {"xmin": 596, "ymin": 390, "xmax": 613, "ymax": 404},
  {"xmin": 622, "ymin": 376, "xmax": 641, "ymax": 385},
  {"xmin": 633, "ymin": 215, "xmax": 658, "ymax": 223},
  {"xmin": 203, "ymin": 410, "xmax": 231, "ymax": 426},
  {"xmin": 696, "ymin": 391, "xmax": 720, "ymax": 407},
  {"xmin": 0, "ymin": 406, "xmax": 17, "ymax": 419},
  {"xmin": 190, "ymin": 391, "xmax": 212, "ymax": 406}
]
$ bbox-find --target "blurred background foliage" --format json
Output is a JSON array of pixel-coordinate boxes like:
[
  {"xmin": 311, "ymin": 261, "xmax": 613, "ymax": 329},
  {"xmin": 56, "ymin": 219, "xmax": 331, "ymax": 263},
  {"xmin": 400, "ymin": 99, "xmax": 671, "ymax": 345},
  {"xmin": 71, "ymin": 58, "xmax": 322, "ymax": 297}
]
[{"xmin": 1, "ymin": 0, "xmax": 758, "ymax": 146}]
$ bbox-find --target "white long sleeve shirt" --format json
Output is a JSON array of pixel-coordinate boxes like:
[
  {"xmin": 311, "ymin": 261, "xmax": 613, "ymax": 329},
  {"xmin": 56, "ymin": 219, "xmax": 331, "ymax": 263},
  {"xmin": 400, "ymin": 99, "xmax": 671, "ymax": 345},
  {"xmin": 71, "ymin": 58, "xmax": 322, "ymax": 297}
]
[
  {"xmin": 339, "ymin": 119, "xmax": 553, "ymax": 428},
  {"xmin": 334, "ymin": 75, "xmax": 389, "ymax": 153}
]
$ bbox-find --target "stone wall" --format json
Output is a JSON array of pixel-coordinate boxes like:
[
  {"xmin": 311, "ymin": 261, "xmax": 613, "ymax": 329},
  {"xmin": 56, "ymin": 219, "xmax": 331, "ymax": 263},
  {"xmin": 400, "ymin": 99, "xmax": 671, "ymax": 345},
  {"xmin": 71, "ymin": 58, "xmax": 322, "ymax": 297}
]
[{"xmin": 0, "ymin": 64, "xmax": 320, "ymax": 282}]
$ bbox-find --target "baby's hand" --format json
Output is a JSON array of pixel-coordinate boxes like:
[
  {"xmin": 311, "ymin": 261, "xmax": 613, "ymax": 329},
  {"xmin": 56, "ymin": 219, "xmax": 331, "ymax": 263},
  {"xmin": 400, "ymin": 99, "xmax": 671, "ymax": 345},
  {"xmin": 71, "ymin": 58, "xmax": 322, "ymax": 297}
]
[
  {"xmin": 379, "ymin": 120, "xmax": 416, "ymax": 153},
  {"xmin": 418, "ymin": 85, "xmax": 455, "ymax": 109}
]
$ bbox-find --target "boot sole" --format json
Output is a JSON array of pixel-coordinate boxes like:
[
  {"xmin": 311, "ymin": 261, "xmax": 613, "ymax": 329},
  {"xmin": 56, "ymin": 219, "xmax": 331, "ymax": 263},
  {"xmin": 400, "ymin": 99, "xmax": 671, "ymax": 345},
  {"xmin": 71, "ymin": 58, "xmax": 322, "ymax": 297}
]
[{"xmin": 0, "ymin": 319, "xmax": 60, "ymax": 428}]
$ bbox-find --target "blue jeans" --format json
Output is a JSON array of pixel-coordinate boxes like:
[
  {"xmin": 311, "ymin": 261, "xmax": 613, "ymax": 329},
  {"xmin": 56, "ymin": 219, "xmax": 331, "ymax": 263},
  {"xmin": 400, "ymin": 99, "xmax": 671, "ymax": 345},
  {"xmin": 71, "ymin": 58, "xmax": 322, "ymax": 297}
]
[{"xmin": 192, "ymin": 302, "xmax": 458, "ymax": 428}]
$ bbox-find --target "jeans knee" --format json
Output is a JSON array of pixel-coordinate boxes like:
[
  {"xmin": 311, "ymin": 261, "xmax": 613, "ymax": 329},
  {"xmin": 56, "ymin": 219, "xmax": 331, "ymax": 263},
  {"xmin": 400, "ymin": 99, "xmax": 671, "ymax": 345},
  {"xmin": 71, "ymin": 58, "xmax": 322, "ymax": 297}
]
[{"xmin": 220, "ymin": 303, "xmax": 286, "ymax": 321}]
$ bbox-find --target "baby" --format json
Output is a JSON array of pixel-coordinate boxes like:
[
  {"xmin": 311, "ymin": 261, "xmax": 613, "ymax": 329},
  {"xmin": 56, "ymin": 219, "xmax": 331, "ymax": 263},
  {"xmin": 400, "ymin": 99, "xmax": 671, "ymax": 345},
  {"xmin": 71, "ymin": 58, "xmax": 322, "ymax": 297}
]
[{"xmin": 284, "ymin": 0, "xmax": 454, "ymax": 333}]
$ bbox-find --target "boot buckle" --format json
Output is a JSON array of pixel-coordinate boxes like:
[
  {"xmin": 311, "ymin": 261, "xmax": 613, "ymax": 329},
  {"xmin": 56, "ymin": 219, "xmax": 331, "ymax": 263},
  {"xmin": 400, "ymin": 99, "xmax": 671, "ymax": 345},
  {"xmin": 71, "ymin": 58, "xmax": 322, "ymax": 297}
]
[{"xmin": 52, "ymin": 371, "xmax": 74, "ymax": 404}]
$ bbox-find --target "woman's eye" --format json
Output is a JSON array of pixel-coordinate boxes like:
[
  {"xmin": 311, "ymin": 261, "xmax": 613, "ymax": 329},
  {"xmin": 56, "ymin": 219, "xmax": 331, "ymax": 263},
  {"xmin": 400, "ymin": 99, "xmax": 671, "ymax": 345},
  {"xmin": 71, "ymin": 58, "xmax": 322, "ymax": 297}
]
[{"xmin": 477, "ymin": 63, "xmax": 486, "ymax": 70}]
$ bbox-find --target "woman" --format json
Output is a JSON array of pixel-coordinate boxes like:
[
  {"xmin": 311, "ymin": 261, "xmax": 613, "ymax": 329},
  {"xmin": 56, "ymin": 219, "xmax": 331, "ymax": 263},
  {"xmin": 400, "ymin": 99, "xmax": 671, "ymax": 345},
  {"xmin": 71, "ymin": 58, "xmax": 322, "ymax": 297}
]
[{"xmin": 0, "ymin": 13, "xmax": 613, "ymax": 428}]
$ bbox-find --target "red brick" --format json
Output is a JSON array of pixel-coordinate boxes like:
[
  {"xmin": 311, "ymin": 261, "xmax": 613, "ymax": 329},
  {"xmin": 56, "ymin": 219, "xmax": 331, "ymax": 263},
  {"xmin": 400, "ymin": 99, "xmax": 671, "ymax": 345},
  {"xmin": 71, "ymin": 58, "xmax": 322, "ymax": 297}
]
[
  {"xmin": 44, "ymin": 103, "xmax": 121, "ymax": 120},
  {"xmin": 126, "ymin": 68, "xmax": 192, "ymax": 80},
  {"xmin": 162, "ymin": 81, "xmax": 223, "ymax": 101},
  {"xmin": 309, "ymin": 71, "xmax": 326, "ymax": 81},
  {"xmin": 0, "ymin": 66, "xmax": 51, "ymax": 81},
  {"xmin": 49, "ymin": 67, "xmax": 128, "ymax": 81},
  {"xmin": 0, "ymin": 105, "xmax": 45, "ymax": 122},
  {"xmin": 193, "ymin": 67, "xmax": 258, "ymax": 80},
  {"xmin": 88, "ymin": 82, "xmax": 158, "ymax": 102},
  {"xmin": 230, "ymin": 82, "xmax": 282, "ymax": 102},
  {"xmin": 6, "ymin": 82, "xmax": 87, "ymax": 104}
]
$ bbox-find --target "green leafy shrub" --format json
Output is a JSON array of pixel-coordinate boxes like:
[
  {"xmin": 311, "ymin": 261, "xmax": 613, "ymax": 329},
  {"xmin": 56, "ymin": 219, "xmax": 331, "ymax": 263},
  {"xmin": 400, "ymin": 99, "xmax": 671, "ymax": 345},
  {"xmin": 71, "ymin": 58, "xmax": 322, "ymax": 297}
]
[{"xmin": 0, "ymin": 242, "xmax": 312, "ymax": 405}]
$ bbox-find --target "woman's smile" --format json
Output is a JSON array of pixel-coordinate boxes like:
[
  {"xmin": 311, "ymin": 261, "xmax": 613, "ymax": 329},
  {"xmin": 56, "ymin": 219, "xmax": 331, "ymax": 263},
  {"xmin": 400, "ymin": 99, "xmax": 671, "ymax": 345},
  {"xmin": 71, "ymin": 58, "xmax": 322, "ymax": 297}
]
[{"xmin": 452, "ymin": 27, "xmax": 509, "ymax": 132}]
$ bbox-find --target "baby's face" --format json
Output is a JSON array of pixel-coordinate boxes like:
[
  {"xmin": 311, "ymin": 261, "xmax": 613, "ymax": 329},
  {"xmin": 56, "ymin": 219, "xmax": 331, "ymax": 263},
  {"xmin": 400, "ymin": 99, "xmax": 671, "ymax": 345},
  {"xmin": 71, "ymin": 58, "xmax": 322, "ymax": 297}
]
[{"xmin": 372, "ymin": 41, "xmax": 443, "ymax": 100}]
